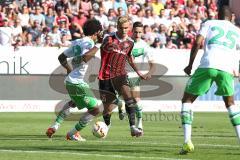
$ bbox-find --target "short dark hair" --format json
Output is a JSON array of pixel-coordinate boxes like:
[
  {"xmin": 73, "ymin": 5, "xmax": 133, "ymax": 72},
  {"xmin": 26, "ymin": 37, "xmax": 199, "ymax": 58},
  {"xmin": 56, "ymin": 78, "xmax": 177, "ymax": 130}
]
[
  {"xmin": 218, "ymin": 5, "xmax": 232, "ymax": 20},
  {"xmin": 83, "ymin": 19, "xmax": 102, "ymax": 36},
  {"xmin": 133, "ymin": 21, "xmax": 143, "ymax": 28}
]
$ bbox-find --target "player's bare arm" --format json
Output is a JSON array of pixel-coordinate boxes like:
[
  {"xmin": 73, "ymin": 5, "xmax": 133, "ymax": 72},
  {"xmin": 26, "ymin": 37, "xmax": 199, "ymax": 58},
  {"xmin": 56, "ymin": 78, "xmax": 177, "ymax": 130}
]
[
  {"xmin": 128, "ymin": 55, "xmax": 146, "ymax": 80},
  {"xmin": 184, "ymin": 35, "xmax": 204, "ymax": 76},
  {"xmin": 82, "ymin": 46, "xmax": 100, "ymax": 63},
  {"xmin": 144, "ymin": 60, "xmax": 156, "ymax": 80},
  {"xmin": 58, "ymin": 53, "xmax": 73, "ymax": 74}
]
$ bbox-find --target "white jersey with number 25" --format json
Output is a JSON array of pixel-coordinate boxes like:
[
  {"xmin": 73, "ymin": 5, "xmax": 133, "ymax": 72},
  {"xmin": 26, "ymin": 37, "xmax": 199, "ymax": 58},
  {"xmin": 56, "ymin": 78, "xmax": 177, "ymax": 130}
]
[{"xmin": 198, "ymin": 20, "xmax": 240, "ymax": 74}]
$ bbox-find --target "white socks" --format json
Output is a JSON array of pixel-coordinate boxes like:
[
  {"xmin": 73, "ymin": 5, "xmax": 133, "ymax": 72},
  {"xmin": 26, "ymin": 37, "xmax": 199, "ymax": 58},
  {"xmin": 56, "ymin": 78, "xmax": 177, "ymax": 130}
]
[{"xmin": 181, "ymin": 103, "xmax": 193, "ymax": 143}]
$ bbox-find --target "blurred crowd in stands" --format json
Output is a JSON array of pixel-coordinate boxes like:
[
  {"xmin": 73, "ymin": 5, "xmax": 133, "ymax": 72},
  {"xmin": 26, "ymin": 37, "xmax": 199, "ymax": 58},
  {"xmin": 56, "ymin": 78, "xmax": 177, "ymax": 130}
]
[{"xmin": 0, "ymin": 0, "xmax": 239, "ymax": 49}]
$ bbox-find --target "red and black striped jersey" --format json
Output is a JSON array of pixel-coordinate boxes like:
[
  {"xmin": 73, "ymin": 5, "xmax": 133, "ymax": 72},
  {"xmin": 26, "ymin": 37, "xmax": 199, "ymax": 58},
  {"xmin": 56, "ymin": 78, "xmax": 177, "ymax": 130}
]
[{"xmin": 98, "ymin": 33, "xmax": 134, "ymax": 80}]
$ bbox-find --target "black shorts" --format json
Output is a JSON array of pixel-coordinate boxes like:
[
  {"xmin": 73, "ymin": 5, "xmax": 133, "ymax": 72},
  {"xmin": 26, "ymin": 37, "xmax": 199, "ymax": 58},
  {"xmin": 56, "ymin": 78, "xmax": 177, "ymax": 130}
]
[{"xmin": 99, "ymin": 75, "xmax": 129, "ymax": 104}]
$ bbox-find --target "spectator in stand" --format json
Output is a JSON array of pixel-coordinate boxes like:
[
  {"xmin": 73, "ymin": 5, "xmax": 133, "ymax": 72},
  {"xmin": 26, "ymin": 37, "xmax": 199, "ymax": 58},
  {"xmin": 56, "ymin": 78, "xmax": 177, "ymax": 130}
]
[
  {"xmin": 48, "ymin": 25, "xmax": 61, "ymax": 46},
  {"xmin": 23, "ymin": 32, "xmax": 34, "ymax": 46},
  {"xmin": 27, "ymin": 19, "xmax": 42, "ymax": 41},
  {"xmin": 17, "ymin": 5, "xmax": 30, "ymax": 30},
  {"xmin": 0, "ymin": 13, "xmax": 4, "ymax": 27},
  {"xmin": 116, "ymin": 7, "xmax": 125, "ymax": 17},
  {"xmin": 69, "ymin": 22, "xmax": 82, "ymax": 40},
  {"xmin": 128, "ymin": 0, "xmax": 141, "ymax": 16},
  {"xmin": 158, "ymin": 24, "xmax": 167, "ymax": 46},
  {"xmin": 208, "ymin": 9, "xmax": 216, "ymax": 20},
  {"xmin": 72, "ymin": 10, "xmax": 87, "ymax": 28},
  {"xmin": 178, "ymin": 40, "xmax": 186, "ymax": 49},
  {"xmin": 144, "ymin": 0, "xmax": 153, "ymax": 12},
  {"xmin": 102, "ymin": 0, "xmax": 114, "ymax": 14},
  {"xmin": 113, "ymin": 0, "xmax": 128, "ymax": 15},
  {"xmin": 59, "ymin": 34, "xmax": 71, "ymax": 47},
  {"xmin": 27, "ymin": 0, "xmax": 42, "ymax": 10},
  {"xmin": 40, "ymin": 26, "xmax": 50, "ymax": 44},
  {"xmin": 142, "ymin": 9, "xmax": 155, "ymax": 27},
  {"xmin": 167, "ymin": 22, "xmax": 181, "ymax": 45},
  {"xmin": 95, "ymin": 7, "xmax": 109, "ymax": 29},
  {"xmin": 68, "ymin": 0, "xmax": 80, "ymax": 16},
  {"xmin": 80, "ymin": 0, "xmax": 92, "ymax": 16},
  {"xmin": 43, "ymin": 35, "xmax": 53, "ymax": 47},
  {"xmin": 11, "ymin": 18, "xmax": 23, "ymax": 40},
  {"xmin": 42, "ymin": 0, "xmax": 54, "ymax": 14},
  {"xmin": 13, "ymin": 0, "xmax": 28, "ymax": 13},
  {"xmin": 177, "ymin": 0, "xmax": 185, "ymax": 7},
  {"xmin": 167, "ymin": 10, "xmax": 178, "ymax": 27},
  {"xmin": 191, "ymin": 12, "xmax": 202, "ymax": 31},
  {"xmin": 13, "ymin": 36, "xmax": 23, "ymax": 50},
  {"xmin": 151, "ymin": 37, "xmax": 165, "ymax": 49},
  {"xmin": 184, "ymin": 23, "xmax": 196, "ymax": 49},
  {"xmin": 164, "ymin": 1, "xmax": 172, "ymax": 18},
  {"xmin": 107, "ymin": 9, "xmax": 117, "ymax": 26},
  {"xmin": 5, "ymin": 4, "xmax": 17, "ymax": 26},
  {"xmin": 231, "ymin": 13, "xmax": 236, "ymax": 25},
  {"xmin": 54, "ymin": 6, "xmax": 70, "ymax": 28},
  {"xmin": 176, "ymin": 10, "xmax": 190, "ymax": 31},
  {"xmin": 152, "ymin": 0, "xmax": 164, "ymax": 16},
  {"xmin": 185, "ymin": 0, "xmax": 197, "ymax": 20},
  {"xmin": 172, "ymin": 1, "xmax": 182, "ymax": 16},
  {"xmin": 58, "ymin": 21, "xmax": 72, "ymax": 40},
  {"xmin": 165, "ymin": 38, "xmax": 177, "ymax": 49},
  {"xmin": 55, "ymin": 0, "xmax": 70, "ymax": 12},
  {"xmin": 208, "ymin": 0, "xmax": 218, "ymax": 13},
  {"xmin": 104, "ymin": 24, "xmax": 117, "ymax": 35},
  {"xmin": 197, "ymin": 0, "xmax": 207, "ymax": 19},
  {"xmin": 142, "ymin": 25, "xmax": 155, "ymax": 44},
  {"xmin": 34, "ymin": 35, "xmax": 43, "ymax": 47},
  {"xmin": 155, "ymin": 9, "xmax": 168, "ymax": 27},
  {"xmin": 0, "ymin": 18, "xmax": 14, "ymax": 46},
  {"xmin": 132, "ymin": 8, "xmax": 144, "ymax": 23},
  {"xmin": 44, "ymin": 7, "xmax": 55, "ymax": 30},
  {"xmin": 88, "ymin": 9, "xmax": 96, "ymax": 20},
  {"xmin": 29, "ymin": 5, "xmax": 45, "ymax": 28}
]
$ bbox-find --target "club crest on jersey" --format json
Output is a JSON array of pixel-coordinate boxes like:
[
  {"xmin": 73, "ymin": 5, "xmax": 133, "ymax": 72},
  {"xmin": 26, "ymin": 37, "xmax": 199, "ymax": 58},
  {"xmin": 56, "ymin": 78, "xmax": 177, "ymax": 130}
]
[{"xmin": 102, "ymin": 43, "xmax": 127, "ymax": 55}]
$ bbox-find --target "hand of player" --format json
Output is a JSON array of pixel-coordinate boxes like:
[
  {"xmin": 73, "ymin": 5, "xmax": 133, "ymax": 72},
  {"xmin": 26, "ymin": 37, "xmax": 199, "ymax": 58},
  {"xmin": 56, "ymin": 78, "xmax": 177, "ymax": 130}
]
[
  {"xmin": 184, "ymin": 65, "xmax": 192, "ymax": 76},
  {"xmin": 143, "ymin": 72, "xmax": 152, "ymax": 80},
  {"xmin": 139, "ymin": 73, "xmax": 147, "ymax": 80},
  {"xmin": 97, "ymin": 30, "xmax": 104, "ymax": 43}
]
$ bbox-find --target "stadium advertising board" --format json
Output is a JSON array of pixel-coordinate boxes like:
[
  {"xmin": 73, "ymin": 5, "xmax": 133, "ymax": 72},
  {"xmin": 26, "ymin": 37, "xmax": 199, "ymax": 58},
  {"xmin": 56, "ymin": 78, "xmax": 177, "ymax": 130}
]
[{"xmin": 0, "ymin": 47, "xmax": 240, "ymax": 112}]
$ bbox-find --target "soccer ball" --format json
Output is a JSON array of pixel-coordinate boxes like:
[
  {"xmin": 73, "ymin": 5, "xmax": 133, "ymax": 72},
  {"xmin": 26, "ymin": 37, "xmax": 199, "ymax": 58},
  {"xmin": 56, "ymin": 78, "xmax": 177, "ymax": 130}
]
[{"xmin": 92, "ymin": 121, "xmax": 108, "ymax": 138}]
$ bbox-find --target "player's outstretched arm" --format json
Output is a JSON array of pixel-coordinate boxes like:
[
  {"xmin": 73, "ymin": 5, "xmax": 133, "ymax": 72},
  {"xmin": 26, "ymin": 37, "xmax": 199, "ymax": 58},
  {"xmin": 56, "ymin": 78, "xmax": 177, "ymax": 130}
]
[
  {"xmin": 82, "ymin": 44, "xmax": 101, "ymax": 63},
  {"xmin": 58, "ymin": 53, "xmax": 72, "ymax": 75},
  {"xmin": 145, "ymin": 60, "xmax": 156, "ymax": 80},
  {"xmin": 184, "ymin": 35, "xmax": 204, "ymax": 76},
  {"xmin": 128, "ymin": 56, "xmax": 146, "ymax": 80}
]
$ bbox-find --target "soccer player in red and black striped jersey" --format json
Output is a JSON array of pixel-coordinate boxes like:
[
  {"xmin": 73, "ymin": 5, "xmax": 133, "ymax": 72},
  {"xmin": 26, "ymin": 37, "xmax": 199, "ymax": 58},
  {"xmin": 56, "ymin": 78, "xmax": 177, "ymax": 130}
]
[{"xmin": 98, "ymin": 16, "xmax": 145, "ymax": 137}]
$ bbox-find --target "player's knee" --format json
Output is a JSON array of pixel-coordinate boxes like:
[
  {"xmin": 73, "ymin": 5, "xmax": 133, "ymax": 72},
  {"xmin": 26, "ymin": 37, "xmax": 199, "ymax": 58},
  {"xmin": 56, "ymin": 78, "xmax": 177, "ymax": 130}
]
[
  {"xmin": 103, "ymin": 108, "xmax": 112, "ymax": 115},
  {"xmin": 124, "ymin": 98, "xmax": 137, "ymax": 108}
]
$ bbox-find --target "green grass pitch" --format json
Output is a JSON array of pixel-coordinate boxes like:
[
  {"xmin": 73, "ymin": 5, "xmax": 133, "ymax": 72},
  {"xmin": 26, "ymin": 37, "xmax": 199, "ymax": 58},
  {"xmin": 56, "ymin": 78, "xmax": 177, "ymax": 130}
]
[{"xmin": 0, "ymin": 112, "xmax": 239, "ymax": 160}]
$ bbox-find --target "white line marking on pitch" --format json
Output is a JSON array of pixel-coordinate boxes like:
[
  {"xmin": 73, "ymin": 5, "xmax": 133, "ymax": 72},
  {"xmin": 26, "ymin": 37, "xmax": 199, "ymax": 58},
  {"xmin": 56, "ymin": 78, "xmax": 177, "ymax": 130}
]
[
  {"xmin": 0, "ymin": 138, "xmax": 238, "ymax": 148},
  {"xmin": 92, "ymin": 140, "xmax": 240, "ymax": 148},
  {"xmin": 0, "ymin": 149, "xmax": 191, "ymax": 160}
]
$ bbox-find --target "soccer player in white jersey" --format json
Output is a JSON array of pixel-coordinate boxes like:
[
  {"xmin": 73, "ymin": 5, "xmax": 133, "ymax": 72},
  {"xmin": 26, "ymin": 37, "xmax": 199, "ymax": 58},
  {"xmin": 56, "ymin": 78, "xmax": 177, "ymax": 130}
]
[
  {"xmin": 46, "ymin": 19, "xmax": 103, "ymax": 141},
  {"xmin": 117, "ymin": 21, "xmax": 156, "ymax": 133},
  {"xmin": 180, "ymin": 6, "xmax": 240, "ymax": 154}
]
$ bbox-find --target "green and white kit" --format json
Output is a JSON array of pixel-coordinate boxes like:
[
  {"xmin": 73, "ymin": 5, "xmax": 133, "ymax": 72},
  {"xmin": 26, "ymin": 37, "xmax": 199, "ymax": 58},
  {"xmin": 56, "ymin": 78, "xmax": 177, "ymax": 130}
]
[
  {"xmin": 186, "ymin": 20, "xmax": 240, "ymax": 96},
  {"xmin": 64, "ymin": 37, "xmax": 98, "ymax": 110}
]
